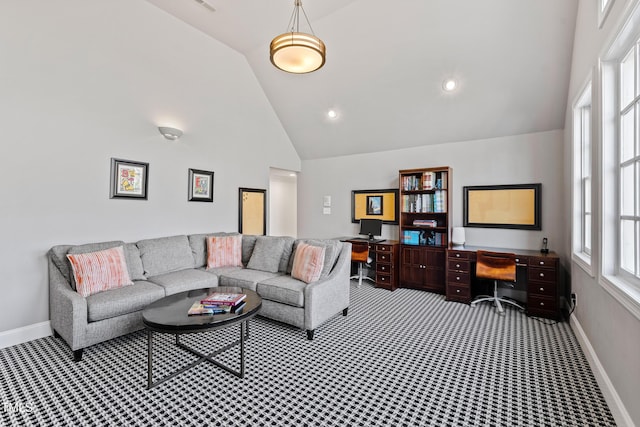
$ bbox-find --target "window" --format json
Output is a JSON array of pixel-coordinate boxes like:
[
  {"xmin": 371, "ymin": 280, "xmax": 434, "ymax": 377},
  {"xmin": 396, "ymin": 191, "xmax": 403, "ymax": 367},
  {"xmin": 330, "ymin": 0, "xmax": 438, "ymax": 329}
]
[
  {"xmin": 619, "ymin": 46, "xmax": 640, "ymax": 281},
  {"xmin": 598, "ymin": 0, "xmax": 614, "ymax": 28},
  {"xmin": 572, "ymin": 82, "xmax": 593, "ymax": 270},
  {"xmin": 601, "ymin": 9, "xmax": 640, "ymax": 318}
]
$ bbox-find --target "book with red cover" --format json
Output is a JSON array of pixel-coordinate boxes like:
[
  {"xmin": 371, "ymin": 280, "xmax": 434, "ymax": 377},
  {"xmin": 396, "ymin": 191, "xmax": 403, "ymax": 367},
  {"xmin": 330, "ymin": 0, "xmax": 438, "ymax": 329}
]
[{"xmin": 200, "ymin": 292, "xmax": 246, "ymax": 306}]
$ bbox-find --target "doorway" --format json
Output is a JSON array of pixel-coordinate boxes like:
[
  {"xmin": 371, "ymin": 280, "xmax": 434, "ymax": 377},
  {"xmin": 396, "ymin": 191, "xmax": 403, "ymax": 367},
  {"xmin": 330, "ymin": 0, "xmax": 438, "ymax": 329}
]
[{"xmin": 269, "ymin": 168, "xmax": 297, "ymax": 237}]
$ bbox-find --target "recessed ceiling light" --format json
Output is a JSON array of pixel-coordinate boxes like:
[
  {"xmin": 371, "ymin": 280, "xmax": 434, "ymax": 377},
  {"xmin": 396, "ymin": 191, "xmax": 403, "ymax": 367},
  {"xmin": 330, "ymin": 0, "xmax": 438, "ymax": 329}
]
[
  {"xmin": 327, "ymin": 109, "xmax": 338, "ymax": 119},
  {"xmin": 443, "ymin": 79, "xmax": 457, "ymax": 92}
]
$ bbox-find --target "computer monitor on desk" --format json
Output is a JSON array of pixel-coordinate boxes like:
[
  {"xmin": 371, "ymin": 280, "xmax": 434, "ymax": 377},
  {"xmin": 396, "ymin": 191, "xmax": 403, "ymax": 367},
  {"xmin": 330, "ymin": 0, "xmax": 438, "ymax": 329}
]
[{"xmin": 358, "ymin": 219, "xmax": 383, "ymax": 242}]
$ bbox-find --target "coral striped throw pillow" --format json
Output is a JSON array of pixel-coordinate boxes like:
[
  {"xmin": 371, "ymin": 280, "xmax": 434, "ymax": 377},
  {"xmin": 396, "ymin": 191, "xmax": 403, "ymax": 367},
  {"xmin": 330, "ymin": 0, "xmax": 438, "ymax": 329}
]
[
  {"xmin": 206, "ymin": 234, "xmax": 243, "ymax": 269},
  {"xmin": 291, "ymin": 242, "xmax": 326, "ymax": 284},
  {"xmin": 66, "ymin": 246, "xmax": 134, "ymax": 297}
]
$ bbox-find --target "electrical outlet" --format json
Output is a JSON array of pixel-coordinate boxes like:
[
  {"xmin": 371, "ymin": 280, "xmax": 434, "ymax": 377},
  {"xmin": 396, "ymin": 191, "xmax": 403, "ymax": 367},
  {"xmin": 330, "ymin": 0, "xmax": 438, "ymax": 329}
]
[{"xmin": 571, "ymin": 293, "xmax": 577, "ymax": 306}]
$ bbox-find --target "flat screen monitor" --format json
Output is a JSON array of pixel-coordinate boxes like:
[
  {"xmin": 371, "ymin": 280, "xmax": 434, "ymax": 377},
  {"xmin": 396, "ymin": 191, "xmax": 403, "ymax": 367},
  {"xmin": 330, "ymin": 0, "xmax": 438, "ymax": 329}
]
[{"xmin": 359, "ymin": 219, "xmax": 382, "ymax": 240}]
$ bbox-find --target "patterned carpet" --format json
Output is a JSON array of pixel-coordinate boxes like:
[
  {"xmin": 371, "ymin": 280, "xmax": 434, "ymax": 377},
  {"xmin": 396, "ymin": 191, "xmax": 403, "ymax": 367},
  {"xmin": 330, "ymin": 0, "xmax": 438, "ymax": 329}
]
[{"xmin": 1, "ymin": 282, "xmax": 615, "ymax": 426}]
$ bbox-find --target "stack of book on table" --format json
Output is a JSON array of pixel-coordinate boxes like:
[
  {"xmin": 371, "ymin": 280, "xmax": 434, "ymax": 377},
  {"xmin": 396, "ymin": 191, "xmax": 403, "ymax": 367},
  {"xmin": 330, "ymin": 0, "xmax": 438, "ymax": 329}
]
[{"xmin": 187, "ymin": 291, "xmax": 247, "ymax": 316}]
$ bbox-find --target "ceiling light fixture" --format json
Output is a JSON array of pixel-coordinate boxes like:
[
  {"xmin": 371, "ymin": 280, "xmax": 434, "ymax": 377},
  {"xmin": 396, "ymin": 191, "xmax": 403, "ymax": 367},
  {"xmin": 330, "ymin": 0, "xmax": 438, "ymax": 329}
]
[
  {"xmin": 158, "ymin": 126, "xmax": 183, "ymax": 141},
  {"xmin": 443, "ymin": 79, "xmax": 457, "ymax": 92},
  {"xmin": 270, "ymin": 0, "xmax": 326, "ymax": 74},
  {"xmin": 327, "ymin": 109, "xmax": 338, "ymax": 119}
]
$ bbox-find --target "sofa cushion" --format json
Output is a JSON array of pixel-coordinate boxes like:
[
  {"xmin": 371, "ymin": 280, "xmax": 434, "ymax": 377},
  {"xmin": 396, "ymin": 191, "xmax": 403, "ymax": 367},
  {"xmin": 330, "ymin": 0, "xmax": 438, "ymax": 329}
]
[
  {"xmin": 207, "ymin": 234, "xmax": 243, "ymax": 269},
  {"xmin": 278, "ymin": 237, "xmax": 296, "ymax": 273},
  {"xmin": 257, "ymin": 275, "xmax": 307, "ymax": 308},
  {"xmin": 86, "ymin": 280, "xmax": 165, "ymax": 322},
  {"xmin": 123, "ymin": 243, "xmax": 146, "ymax": 281},
  {"xmin": 247, "ymin": 236, "xmax": 286, "ymax": 273},
  {"xmin": 288, "ymin": 239, "xmax": 342, "ymax": 279},
  {"xmin": 241, "ymin": 235, "xmax": 258, "ymax": 266},
  {"xmin": 67, "ymin": 241, "xmax": 125, "ymax": 289},
  {"xmin": 218, "ymin": 269, "xmax": 281, "ymax": 292},
  {"xmin": 67, "ymin": 246, "xmax": 134, "ymax": 297},
  {"xmin": 147, "ymin": 269, "xmax": 218, "ymax": 296},
  {"xmin": 48, "ymin": 245, "xmax": 74, "ymax": 283},
  {"xmin": 137, "ymin": 235, "xmax": 194, "ymax": 277},
  {"xmin": 291, "ymin": 243, "xmax": 326, "ymax": 284},
  {"xmin": 188, "ymin": 232, "xmax": 236, "ymax": 268}
]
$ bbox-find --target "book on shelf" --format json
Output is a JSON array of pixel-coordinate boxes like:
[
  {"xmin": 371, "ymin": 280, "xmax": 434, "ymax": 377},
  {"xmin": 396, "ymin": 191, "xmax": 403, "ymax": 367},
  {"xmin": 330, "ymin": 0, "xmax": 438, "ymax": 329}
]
[
  {"xmin": 413, "ymin": 219, "xmax": 438, "ymax": 227},
  {"xmin": 423, "ymin": 172, "xmax": 435, "ymax": 190},
  {"xmin": 200, "ymin": 292, "xmax": 246, "ymax": 306}
]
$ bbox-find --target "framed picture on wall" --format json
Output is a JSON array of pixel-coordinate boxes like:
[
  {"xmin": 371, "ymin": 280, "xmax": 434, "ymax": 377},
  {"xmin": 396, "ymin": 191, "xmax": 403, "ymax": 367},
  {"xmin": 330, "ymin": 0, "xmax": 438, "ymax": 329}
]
[
  {"xmin": 351, "ymin": 189, "xmax": 399, "ymax": 224},
  {"xmin": 239, "ymin": 187, "xmax": 266, "ymax": 235},
  {"xmin": 109, "ymin": 158, "xmax": 149, "ymax": 200},
  {"xmin": 188, "ymin": 169, "xmax": 214, "ymax": 202},
  {"xmin": 463, "ymin": 183, "xmax": 541, "ymax": 230}
]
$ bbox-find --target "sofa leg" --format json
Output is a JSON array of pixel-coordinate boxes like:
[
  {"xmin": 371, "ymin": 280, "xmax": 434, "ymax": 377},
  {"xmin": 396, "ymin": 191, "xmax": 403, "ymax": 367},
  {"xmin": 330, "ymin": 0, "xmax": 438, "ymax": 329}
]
[
  {"xmin": 343, "ymin": 308, "xmax": 349, "ymax": 316},
  {"xmin": 73, "ymin": 349, "xmax": 83, "ymax": 362},
  {"xmin": 306, "ymin": 330, "xmax": 315, "ymax": 340},
  {"xmin": 53, "ymin": 330, "xmax": 61, "ymax": 339}
]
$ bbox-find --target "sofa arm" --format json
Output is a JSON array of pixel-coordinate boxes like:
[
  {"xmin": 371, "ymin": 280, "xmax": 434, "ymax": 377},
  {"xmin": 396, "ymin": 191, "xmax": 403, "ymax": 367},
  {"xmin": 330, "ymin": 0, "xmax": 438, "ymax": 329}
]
[
  {"xmin": 303, "ymin": 242, "xmax": 351, "ymax": 331},
  {"xmin": 48, "ymin": 258, "xmax": 88, "ymax": 351}
]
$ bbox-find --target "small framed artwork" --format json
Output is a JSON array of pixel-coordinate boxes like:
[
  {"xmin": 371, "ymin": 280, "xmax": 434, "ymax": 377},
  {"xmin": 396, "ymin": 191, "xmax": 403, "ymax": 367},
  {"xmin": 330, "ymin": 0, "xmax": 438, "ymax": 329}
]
[
  {"xmin": 110, "ymin": 158, "xmax": 149, "ymax": 200},
  {"xmin": 366, "ymin": 195, "xmax": 383, "ymax": 215},
  {"xmin": 188, "ymin": 169, "xmax": 214, "ymax": 202}
]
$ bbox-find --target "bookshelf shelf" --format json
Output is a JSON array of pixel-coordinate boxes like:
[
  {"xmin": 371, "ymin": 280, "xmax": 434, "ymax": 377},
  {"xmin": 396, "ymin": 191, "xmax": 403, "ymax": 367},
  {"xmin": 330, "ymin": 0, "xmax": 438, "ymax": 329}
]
[{"xmin": 398, "ymin": 166, "xmax": 452, "ymax": 293}]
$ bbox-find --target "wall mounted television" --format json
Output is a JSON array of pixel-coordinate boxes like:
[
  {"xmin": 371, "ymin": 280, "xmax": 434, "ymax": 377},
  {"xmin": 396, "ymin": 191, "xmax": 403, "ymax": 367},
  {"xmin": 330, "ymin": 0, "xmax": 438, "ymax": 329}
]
[{"xmin": 463, "ymin": 183, "xmax": 541, "ymax": 230}]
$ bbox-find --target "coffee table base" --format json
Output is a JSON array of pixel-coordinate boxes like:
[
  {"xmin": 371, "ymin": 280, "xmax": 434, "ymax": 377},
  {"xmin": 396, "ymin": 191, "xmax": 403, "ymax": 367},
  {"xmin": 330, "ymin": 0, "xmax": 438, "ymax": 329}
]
[{"xmin": 147, "ymin": 321, "xmax": 249, "ymax": 390}]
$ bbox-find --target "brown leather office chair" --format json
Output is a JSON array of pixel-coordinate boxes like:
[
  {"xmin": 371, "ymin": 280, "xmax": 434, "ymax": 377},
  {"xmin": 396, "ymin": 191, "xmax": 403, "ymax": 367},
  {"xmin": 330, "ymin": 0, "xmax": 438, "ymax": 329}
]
[
  {"xmin": 471, "ymin": 250, "xmax": 524, "ymax": 314},
  {"xmin": 350, "ymin": 241, "xmax": 374, "ymax": 287}
]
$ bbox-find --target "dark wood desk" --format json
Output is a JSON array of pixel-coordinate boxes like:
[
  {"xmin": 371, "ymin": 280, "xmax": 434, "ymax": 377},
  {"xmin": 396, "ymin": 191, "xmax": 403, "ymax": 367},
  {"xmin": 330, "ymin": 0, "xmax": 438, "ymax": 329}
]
[
  {"xmin": 343, "ymin": 239, "xmax": 400, "ymax": 291},
  {"xmin": 446, "ymin": 245, "xmax": 562, "ymax": 320}
]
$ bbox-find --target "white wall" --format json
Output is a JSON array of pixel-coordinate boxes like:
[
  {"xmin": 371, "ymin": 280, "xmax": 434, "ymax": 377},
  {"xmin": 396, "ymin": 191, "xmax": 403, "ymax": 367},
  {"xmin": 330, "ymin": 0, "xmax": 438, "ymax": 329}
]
[
  {"xmin": 0, "ymin": 1, "xmax": 300, "ymax": 333},
  {"xmin": 299, "ymin": 130, "xmax": 564, "ymax": 253},
  {"xmin": 563, "ymin": 0, "xmax": 640, "ymax": 425}
]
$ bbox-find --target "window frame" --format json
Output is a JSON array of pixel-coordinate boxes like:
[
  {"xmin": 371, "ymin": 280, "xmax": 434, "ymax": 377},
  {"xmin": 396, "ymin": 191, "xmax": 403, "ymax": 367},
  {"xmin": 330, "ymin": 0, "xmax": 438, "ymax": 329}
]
[
  {"xmin": 599, "ymin": 3, "xmax": 640, "ymax": 320},
  {"xmin": 599, "ymin": 0, "xmax": 615, "ymax": 28},
  {"xmin": 572, "ymin": 78, "xmax": 594, "ymax": 275}
]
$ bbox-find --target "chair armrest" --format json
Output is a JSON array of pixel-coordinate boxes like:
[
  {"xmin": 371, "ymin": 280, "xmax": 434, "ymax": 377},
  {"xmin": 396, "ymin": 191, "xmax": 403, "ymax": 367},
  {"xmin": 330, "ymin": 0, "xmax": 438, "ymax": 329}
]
[
  {"xmin": 304, "ymin": 243, "xmax": 351, "ymax": 330},
  {"xmin": 48, "ymin": 258, "xmax": 88, "ymax": 350}
]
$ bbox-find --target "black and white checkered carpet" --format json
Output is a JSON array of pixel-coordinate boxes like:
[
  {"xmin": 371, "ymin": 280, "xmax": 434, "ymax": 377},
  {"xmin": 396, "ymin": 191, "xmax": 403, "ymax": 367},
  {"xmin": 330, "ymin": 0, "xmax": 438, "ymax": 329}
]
[{"xmin": 1, "ymin": 282, "xmax": 615, "ymax": 426}]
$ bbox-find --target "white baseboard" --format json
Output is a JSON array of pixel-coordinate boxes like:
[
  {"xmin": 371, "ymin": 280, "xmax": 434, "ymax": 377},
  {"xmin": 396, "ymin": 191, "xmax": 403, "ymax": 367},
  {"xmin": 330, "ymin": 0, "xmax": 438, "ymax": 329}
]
[
  {"xmin": 570, "ymin": 314, "xmax": 635, "ymax": 427},
  {"xmin": 0, "ymin": 321, "xmax": 52, "ymax": 349}
]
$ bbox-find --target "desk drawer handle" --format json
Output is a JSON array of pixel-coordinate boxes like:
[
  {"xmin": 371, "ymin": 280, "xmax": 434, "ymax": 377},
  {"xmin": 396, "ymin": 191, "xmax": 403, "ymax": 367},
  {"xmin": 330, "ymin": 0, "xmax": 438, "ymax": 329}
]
[
  {"xmin": 381, "ymin": 266, "xmax": 386, "ymax": 271},
  {"xmin": 381, "ymin": 256, "xmax": 386, "ymax": 260},
  {"xmin": 455, "ymin": 254, "xmax": 460, "ymax": 258},
  {"xmin": 539, "ymin": 302, "xmax": 545, "ymax": 306},
  {"xmin": 456, "ymin": 276, "xmax": 461, "ymax": 281},
  {"xmin": 539, "ymin": 273, "xmax": 544, "ymax": 278},
  {"xmin": 539, "ymin": 261, "xmax": 545, "ymax": 265},
  {"xmin": 381, "ymin": 277, "xmax": 386, "ymax": 281},
  {"xmin": 455, "ymin": 263, "xmax": 461, "ymax": 268},
  {"xmin": 539, "ymin": 287, "xmax": 545, "ymax": 292},
  {"xmin": 456, "ymin": 289, "xmax": 461, "ymax": 293},
  {"xmin": 515, "ymin": 258, "xmax": 520, "ymax": 263}
]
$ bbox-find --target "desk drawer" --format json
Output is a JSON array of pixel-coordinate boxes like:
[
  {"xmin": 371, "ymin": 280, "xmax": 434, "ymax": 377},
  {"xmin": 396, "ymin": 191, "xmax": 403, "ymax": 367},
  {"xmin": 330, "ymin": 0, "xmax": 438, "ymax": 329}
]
[
  {"xmin": 376, "ymin": 262, "xmax": 393, "ymax": 274},
  {"xmin": 376, "ymin": 252, "xmax": 393, "ymax": 263},
  {"xmin": 446, "ymin": 283, "xmax": 470, "ymax": 299},
  {"xmin": 376, "ymin": 244, "xmax": 394, "ymax": 253},
  {"xmin": 448, "ymin": 250, "xmax": 470, "ymax": 260},
  {"xmin": 448, "ymin": 271, "xmax": 470, "ymax": 285},
  {"xmin": 529, "ymin": 256, "xmax": 556, "ymax": 269},
  {"xmin": 448, "ymin": 259, "xmax": 470, "ymax": 273},
  {"xmin": 528, "ymin": 282, "xmax": 557, "ymax": 297},
  {"xmin": 376, "ymin": 273, "xmax": 393, "ymax": 286},
  {"xmin": 527, "ymin": 295, "xmax": 557, "ymax": 313},
  {"xmin": 528, "ymin": 267, "xmax": 556, "ymax": 284}
]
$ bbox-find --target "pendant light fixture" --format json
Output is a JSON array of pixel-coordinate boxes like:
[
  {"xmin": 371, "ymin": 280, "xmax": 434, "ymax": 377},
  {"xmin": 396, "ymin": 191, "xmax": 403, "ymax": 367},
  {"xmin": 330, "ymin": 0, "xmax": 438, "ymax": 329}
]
[{"xmin": 270, "ymin": 0, "xmax": 326, "ymax": 74}]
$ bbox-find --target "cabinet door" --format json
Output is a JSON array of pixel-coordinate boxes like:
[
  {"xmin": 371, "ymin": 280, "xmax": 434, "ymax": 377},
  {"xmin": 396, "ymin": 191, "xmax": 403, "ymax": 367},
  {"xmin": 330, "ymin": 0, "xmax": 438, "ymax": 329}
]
[
  {"xmin": 422, "ymin": 247, "xmax": 446, "ymax": 293},
  {"xmin": 400, "ymin": 246, "xmax": 424, "ymax": 287}
]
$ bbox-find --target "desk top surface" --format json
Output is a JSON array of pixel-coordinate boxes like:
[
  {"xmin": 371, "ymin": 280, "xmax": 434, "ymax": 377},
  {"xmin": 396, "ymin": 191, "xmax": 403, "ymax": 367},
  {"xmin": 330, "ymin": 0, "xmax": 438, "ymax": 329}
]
[{"xmin": 449, "ymin": 244, "xmax": 558, "ymax": 258}]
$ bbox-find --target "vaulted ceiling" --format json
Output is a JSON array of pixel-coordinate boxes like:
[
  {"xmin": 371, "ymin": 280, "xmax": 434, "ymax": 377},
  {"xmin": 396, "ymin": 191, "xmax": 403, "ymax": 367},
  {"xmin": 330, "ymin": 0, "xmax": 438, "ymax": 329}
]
[{"xmin": 146, "ymin": 0, "xmax": 578, "ymax": 160}]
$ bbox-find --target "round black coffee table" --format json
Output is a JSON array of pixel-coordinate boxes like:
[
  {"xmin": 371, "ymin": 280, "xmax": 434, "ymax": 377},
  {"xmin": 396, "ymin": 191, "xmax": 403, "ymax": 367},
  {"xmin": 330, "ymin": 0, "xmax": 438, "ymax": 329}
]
[{"xmin": 142, "ymin": 286, "xmax": 262, "ymax": 389}]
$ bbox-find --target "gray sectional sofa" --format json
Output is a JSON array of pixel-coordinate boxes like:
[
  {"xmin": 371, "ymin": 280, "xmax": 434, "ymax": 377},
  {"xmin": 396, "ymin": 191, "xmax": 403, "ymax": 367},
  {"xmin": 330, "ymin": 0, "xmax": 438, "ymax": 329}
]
[{"xmin": 48, "ymin": 233, "xmax": 351, "ymax": 361}]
